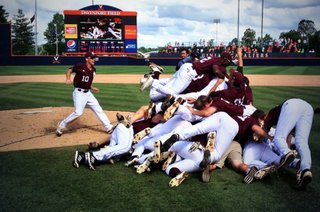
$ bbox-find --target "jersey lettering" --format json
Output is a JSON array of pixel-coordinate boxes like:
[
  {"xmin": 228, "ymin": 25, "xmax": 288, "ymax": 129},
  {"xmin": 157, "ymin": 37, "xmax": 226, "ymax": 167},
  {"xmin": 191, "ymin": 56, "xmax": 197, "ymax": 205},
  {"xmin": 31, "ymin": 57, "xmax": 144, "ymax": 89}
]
[{"xmin": 82, "ymin": 76, "xmax": 90, "ymax": 82}]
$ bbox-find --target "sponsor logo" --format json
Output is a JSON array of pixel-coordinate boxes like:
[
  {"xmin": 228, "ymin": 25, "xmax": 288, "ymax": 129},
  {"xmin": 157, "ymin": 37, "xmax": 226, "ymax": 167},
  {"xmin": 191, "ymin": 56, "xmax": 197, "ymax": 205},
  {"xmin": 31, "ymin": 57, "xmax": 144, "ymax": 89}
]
[
  {"xmin": 67, "ymin": 40, "xmax": 76, "ymax": 49},
  {"xmin": 126, "ymin": 44, "xmax": 136, "ymax": 49}
]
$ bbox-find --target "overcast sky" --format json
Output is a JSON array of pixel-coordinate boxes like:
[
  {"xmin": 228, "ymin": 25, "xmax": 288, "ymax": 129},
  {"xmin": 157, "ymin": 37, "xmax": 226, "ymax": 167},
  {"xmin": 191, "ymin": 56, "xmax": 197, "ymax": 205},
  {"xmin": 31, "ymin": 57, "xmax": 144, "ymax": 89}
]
[{"xmin": 1, "ymin": 0, "xmax": 319, "ymax": 47}]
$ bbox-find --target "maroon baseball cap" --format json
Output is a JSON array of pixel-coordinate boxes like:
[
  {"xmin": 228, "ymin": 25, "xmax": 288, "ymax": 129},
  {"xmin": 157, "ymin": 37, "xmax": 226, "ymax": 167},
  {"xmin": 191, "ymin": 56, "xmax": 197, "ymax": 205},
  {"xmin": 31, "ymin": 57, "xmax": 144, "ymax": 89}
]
[
  {"xmin": 220, "ymin": 52, "xmax": 232, "ymax": 61},
  {"xmin": 232, "ymin": 70, "xmax": 244, "ymax": 86},
  {"xmin": 85, "ymin": 52, "xmax": 97, "ymax": 59}
]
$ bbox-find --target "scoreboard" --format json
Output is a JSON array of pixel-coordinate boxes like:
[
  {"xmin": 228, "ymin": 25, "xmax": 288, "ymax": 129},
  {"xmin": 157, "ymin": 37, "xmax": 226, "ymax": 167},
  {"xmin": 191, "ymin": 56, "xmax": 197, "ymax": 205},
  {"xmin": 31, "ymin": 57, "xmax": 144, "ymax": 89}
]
[{"xmin": 64, "ymin": 5, "xmax": 137, "ymax": 55}]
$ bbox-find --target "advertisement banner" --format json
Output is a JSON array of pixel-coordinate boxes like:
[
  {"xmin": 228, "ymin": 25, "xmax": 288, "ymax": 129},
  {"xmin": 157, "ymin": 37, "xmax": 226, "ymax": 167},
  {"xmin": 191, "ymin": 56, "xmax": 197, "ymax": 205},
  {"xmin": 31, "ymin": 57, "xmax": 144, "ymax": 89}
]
[
  {"xmin": 65, "ymin": 39, "xmax": 78, "ymax": 52},
  {"xmin": 65, "ymin": 24, "xmax": 78, "ymax": 39},
  {"xmin": 125, "ymin": 40, "xmax": 137, "ymax": 53},
  {"xmin": 124, "ymin": 25, "xmax": 137, "ymax": 39}
]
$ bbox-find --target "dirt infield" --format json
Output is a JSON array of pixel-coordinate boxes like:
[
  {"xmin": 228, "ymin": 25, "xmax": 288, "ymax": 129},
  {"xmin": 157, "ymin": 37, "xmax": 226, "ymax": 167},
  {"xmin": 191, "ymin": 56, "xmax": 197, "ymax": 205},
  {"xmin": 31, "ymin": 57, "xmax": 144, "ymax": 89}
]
[
  {"xmin": 1, "ymin": 74, "xmax": 320, "ymax": 86},
  {"xmin": 0, "ymin": 74, "xmax": 319, "ymax": 152}
]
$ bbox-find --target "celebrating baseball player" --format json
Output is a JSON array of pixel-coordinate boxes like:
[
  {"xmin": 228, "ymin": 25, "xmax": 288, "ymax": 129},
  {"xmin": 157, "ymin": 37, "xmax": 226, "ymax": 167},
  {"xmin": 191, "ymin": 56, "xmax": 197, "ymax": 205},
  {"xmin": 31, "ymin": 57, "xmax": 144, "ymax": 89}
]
[{"xmin": 56, "ymin": 52, "xmax": 113, "ymax": 136}]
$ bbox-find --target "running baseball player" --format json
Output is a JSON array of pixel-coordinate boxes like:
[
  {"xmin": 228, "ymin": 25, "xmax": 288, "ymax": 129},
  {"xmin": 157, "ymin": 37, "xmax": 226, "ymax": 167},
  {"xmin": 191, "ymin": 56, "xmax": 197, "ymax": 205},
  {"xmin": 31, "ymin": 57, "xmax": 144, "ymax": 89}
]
[{"xmin": 56, "ymin": 52, "xmax": 113, "ymax": 136}]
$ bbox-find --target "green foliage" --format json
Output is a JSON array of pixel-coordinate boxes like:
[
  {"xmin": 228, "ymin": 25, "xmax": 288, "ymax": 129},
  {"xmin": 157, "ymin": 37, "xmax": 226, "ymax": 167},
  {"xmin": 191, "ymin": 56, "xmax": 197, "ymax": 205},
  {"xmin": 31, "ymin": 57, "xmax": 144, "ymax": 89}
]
[
  {"xmin": 42, "ymin": 13, "xmax": 65, "ymax": 55},
  {"xmin": 298, "ymin": 19, "xmax": 317, "ymax": 38},
  {"xmin": 11, "ymin": 9, "xmax": 35, "ymax": 55},
  {"xmin": 309, "ymin": 31, "xmax": 320, "ymax": 56},
  {"xmin": 242, "ymin": 28, "xmax": 256, "ymax": 46},
  {"xmin": 0, "ymin": 5, "xmax": 9, "ymax": 23}
]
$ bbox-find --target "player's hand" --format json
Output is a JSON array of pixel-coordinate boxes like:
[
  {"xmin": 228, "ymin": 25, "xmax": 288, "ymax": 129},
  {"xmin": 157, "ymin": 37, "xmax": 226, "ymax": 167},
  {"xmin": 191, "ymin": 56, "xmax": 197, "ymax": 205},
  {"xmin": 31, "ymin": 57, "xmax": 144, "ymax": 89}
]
[
  {"xmin": 65, "ymin": 79, "xmax": 72, "ymax": 85},
  {"xmin": 91, "ymin": 87, "xmax": 100, "ymax": 93},
  {"xmin": 186, "ymin": 97, "xmax": 195, "ymax": 104}
]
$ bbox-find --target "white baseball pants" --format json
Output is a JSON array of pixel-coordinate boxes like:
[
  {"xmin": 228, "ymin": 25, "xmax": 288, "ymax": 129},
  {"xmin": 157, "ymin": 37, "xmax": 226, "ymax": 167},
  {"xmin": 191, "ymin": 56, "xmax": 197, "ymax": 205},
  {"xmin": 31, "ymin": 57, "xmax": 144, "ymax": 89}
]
[{"xmin": 273, "ymin": 98, "xmax": 314, "ymax": 171}]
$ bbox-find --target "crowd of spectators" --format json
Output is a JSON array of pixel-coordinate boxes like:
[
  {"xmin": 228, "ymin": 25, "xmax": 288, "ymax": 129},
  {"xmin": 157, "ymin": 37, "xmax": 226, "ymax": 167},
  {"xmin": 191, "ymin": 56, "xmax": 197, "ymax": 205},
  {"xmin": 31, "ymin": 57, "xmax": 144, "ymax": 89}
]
[{"xmin": 156, "ymin": 38, "xmax": 315, "ymax": 58}]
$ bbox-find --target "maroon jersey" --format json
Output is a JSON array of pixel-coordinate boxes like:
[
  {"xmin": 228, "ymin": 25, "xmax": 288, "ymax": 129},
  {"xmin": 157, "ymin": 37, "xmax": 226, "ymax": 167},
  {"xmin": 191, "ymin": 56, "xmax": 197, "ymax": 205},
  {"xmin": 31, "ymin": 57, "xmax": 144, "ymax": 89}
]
[
  {"xmin": 132, "ymin": 119, "xmax": 157, "ymax": 134},
  {"xmin": 233, "ymin": 116, "xmax": 260, "ymax": 145},
  {"xmin": 192, "ymin": 56, "xmax": 227, "ymax": 77},
  {"xmin": 244, "ymin": 84, "xmax": 253, "ymax": 105},
  {"xmin": 72, "ymin": 63, "xmax": 96, "ymax": 89},
  {"xmin": 263, "ymin": 104, "xmax": 282, "ymax": 132},
  {"xmin": 211, "ymin": 98, "xmax": 244, "ymax": 117},
  {"xmin": 181, "ymin": 72, "xmax": 214, "ymax": 94},
  {"xmin": 210, "ymin": 86, "xmax": 246, "ymax": 106}
]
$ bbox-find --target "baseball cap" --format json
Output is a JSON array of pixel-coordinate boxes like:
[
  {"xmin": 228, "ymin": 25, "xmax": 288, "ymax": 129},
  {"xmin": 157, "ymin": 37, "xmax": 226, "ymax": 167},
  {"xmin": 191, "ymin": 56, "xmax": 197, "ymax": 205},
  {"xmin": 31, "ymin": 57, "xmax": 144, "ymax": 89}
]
[
  {"xmin": 232, "ymin": 70, "xmax": 244, "ymax": 86},
  {"xmin": 220, "ymin": 52, "xmax": 232, "ymax": 61},
  {"xmin": 85, "ymin": 52, "xmax": 97, "ymax": 59}
]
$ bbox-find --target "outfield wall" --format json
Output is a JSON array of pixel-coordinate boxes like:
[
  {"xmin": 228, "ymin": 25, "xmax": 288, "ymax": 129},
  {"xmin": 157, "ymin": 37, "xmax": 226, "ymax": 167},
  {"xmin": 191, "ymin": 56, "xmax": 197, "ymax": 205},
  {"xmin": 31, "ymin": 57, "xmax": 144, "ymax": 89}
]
[{"xmin": 1, "ymin": 24, "xmax": 320, "ymax": 66}]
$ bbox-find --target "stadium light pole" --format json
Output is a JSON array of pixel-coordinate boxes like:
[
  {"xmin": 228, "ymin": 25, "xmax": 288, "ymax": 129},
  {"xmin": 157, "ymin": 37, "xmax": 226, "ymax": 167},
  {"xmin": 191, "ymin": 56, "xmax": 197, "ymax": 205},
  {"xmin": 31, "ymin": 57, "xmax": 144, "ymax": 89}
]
[
  {"xmin": 237, "ymin": 0, "xmax": 240, "ymax": 46},
  {"xmin": 35, "ymin": 0, "xmax": 38, "ymax": 55},
  {"xmin": 92, "ymin": 0, "xmax": 94, "ymax": 5},
  {"xmin": 213, "ymin": 19, "xmax": 220, "ymax": 46},
  {"xmin": 54, "ymin": 23, "xmax": 58, "ymax": 56},
  {"xmin": 261, "ymin": 0, "xmax": 264, "ymax": 47}
]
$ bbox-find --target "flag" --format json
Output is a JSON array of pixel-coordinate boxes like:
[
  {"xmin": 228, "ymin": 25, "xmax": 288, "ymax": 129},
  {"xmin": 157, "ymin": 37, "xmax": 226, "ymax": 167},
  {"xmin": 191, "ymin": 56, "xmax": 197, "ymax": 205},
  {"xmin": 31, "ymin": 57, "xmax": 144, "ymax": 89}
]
[{"xmin": 30, "ymin": 14, "xmax": 35, "ymax": 23}]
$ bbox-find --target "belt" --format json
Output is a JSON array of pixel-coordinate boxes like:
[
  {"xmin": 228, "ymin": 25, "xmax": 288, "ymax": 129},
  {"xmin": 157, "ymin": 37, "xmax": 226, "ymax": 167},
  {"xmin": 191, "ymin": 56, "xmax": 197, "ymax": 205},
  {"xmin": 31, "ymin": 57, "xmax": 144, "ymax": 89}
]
[{"xmin": 76, "ymin": 88, "xmax": 89, "ymax": 93}]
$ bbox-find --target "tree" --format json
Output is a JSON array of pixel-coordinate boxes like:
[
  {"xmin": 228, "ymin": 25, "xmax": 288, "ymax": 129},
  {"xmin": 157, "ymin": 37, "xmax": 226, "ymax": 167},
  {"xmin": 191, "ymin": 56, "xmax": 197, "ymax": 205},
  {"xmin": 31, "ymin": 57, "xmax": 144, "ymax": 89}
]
[
  {"xmin": 309, "ymin": 30, "xmax": 320, "ymax": 56},
  {"xmin": 0, "ymin": 5, "xmax": 9, "ymax": 23},
  {"xmin": 42, "ymin": 13, "xmax": 64, "ymax": 55},
  {"xmin": 11, "ymin": 9, "xmax": 34, "ymax": 55},
  {"xmin": 241, "ymin": 28, "xmax": 256, "ymax": 46},
  {"xmin": 279, "ymin": 30, "xmax": 301, "ymax": 42},
  {"xmin": 298, "ymin": 19, "xmax": 316, "ymax": 38},
  {"xmin": 263, "ymin": 34, "xmax": 273, "ymax": 46}
]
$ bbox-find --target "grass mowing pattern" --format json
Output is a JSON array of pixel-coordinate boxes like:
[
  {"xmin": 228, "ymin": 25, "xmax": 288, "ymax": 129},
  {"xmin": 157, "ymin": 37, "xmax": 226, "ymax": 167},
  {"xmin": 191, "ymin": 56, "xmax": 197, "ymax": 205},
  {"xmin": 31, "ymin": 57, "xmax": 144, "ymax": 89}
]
[
  {"xmin": 0, "ymin": 83, "xmax": 320, "ymax": 211},
  {"xmin": 0, "ymin": 83, "xmax": 150, "ymax": 111},
  {"xmin": 0, "ymin": 65, "xmax": 320, "ymax": 75}
]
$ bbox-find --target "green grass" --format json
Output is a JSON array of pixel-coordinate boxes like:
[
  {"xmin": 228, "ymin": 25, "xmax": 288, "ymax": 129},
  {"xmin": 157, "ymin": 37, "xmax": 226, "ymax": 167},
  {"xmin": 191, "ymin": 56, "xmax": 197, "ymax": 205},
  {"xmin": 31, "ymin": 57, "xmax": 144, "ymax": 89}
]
[
  {"xmin": 0, "ymin": 65, "xmax": 319, "ymax": 75},
  {"xmin": 0, "ymin": 82, "xmax": 320, "ymax": 211}
]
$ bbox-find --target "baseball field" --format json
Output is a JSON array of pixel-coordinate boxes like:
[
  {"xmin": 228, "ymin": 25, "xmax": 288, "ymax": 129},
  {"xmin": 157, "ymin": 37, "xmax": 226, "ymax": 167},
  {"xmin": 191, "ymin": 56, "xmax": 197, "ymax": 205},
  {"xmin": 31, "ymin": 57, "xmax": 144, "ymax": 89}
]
[{"xmin": 0, "ymin": 65, "xmax": 320, "ymax": 211}]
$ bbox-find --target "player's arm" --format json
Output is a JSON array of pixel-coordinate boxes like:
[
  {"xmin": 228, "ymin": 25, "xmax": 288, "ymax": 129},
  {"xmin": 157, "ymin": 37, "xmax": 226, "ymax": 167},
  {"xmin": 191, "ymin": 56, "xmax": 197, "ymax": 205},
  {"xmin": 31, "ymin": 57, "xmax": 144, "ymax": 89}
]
[
  {"xmin": 65, "ymin": 68, "xmax": 73, "ymax": 85},
  {"xmin": 188, "ymin": 105, "xmax": 217, "ymax": 117},
  {"xmin": 252, "ymin": 124, "xmax": 272, "ymax": 141},
  {"xmin": 207, "ymin": 78, "xmax": 224, "ymax": 95}
]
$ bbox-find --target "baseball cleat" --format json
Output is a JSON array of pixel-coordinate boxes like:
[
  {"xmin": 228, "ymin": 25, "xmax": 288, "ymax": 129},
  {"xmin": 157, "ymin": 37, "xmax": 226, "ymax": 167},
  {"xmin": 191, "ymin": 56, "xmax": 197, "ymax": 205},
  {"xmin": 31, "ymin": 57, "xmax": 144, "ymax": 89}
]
[
  {"xmin": 85, "ymin": 152, "xmax": 97, "ymax": 171},
  {"xmin": 125, "ymin": 156, "xmax": 139, "ymax": 167},
  {"xmin": 56, "ymin": 122, "xmax": 64, "ymax": 136},
  {"xmin": 73, "ymin": 151, "xmax": 85, "ymax": 168},
  {"xmin": 162, "ymin": 151, "xmax": 176, "ymax": 171},
  {"xmin": 161, "ymin": 94, "xmax": 175, "ymax": 112},
  {"xmin": 201, "ymin": 165, "xmax": 211, "ymax": 183},
  {"xmin": 144, "ymin": 101, "xmax": 155, "ymax": 120},
  {"xmin": 296, "ymin": 169, "xmax": 312, "ymax": 189},
  {"xmin": 152, "ymin": 140, "xmax": 162, "ymax": 164},
  {"xmin": 163, "ymin": 97, "xmax": 185, "ymax": 121},
  {"xmin": 254, "ymin": 165, "xmax": 277, "ymax": 180},
  {"xmin": 136, "ymin": 157, "xmax": 152, "ymax": 174},
  {"xmin": 206, "ymin": 132, "xmax": 216, "ymax": 152},
  {"xmin": 244, "ymin": 166, "xmax": 258, "ymax": 184},
  {"xmin": 169, "ymin": 171, "xmax": 189, "ymax": 187},
  {"xmin": 199, "ymin": 150, "xmax": 211, "ymax": 170},
  {"xmin": 162, "ymin": 134, "xmax": 180, "ymax": 152},
  {"xmin": 149, "ymin": 62, "xmax": 164, "ymax": 73},
  {"xmin": 140, "ymin": 75, "xmax": 154, "ymax": 92},
  {"xmin": 132, "ymin": 127, "xmax": 151, "ymax": 144},
  {"xmin": 116, "ymin": 112, "xmax": 131, "ymax": 127},
  {"xmin": 278, "ymin": 151, "xmax": 296, "ymax": 169}
]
